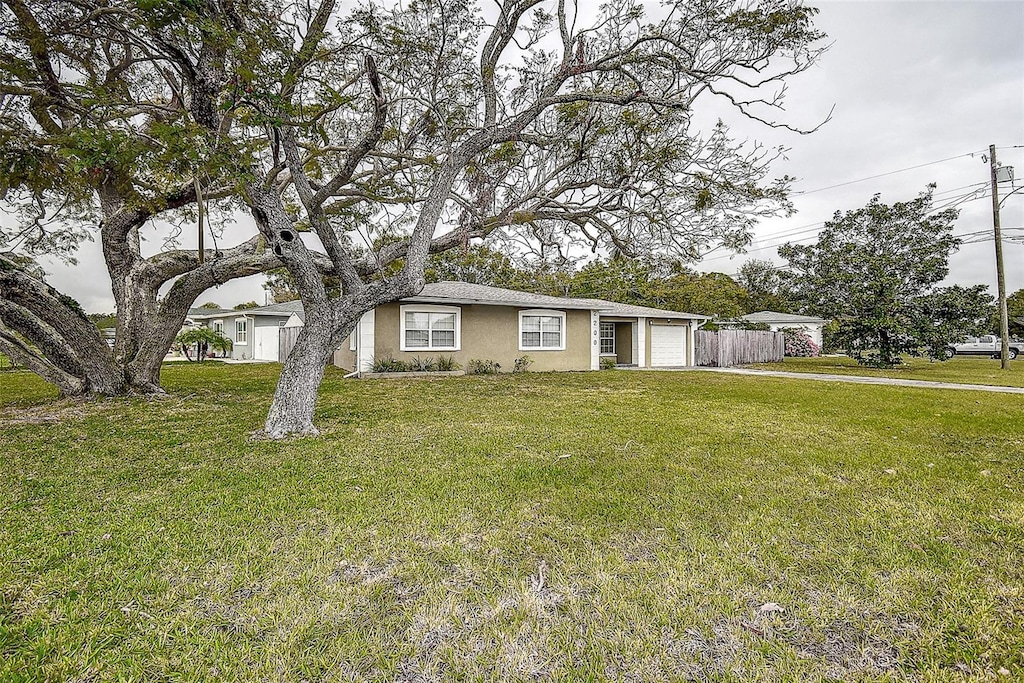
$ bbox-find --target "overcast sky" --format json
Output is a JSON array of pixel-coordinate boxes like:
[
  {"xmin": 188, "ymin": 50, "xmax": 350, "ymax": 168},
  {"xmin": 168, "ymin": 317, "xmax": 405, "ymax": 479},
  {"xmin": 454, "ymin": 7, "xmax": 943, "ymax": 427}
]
[
  {"xmin": 695, "ymin": 0, "xmax": 1024, "ymax": 292},
  {"xmin": 29, "ymin": 0, "xmax": 1024, "ymax": 313}
]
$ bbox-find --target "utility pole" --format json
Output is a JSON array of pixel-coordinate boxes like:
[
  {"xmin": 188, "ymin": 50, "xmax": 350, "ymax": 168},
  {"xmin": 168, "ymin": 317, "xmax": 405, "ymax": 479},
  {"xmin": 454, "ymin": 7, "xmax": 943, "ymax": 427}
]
[{"xmin": 988, "ymin": 144, "xmax": 1011, "ymax": 370}]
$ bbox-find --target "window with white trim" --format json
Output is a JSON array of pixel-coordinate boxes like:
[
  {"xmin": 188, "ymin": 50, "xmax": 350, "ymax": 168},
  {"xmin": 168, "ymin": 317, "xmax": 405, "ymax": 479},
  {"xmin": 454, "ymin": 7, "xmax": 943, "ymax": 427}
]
[
  {"xmin": 213, "ymin": 321, "xmax": 224, "ymax": 335},
  {"xmin": 235, "ymin": 318, "xmax": 248, "ymax": 344},
  {"xmin": 400, "ymin": 305, "xmax": 460, "ymax": 351},
  {"xmin": 519, "ymin": 310, "xmax": 565, "ymax": 350},
  {"xmin": 600, "ymin": 322, "xmax": 615, "ymax": 354}
]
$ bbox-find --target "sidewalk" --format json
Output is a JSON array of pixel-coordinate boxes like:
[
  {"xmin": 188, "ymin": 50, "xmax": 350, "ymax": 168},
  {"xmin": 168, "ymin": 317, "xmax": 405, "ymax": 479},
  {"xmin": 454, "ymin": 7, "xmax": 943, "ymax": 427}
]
[{"xmin": 668, "ymin": 366, "xmax": 1024, "ymax": 394}]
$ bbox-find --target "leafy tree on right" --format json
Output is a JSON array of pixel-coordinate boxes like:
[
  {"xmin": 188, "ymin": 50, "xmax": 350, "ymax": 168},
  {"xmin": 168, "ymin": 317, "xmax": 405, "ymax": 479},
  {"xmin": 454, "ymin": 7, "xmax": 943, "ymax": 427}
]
[
  {"xmin": 1001, "ymin": 288, "xmax": 1024, "ymax": 338},
  {"xmin": 779, "ymin": 186, "xmax": 994, "ymax": 367}
]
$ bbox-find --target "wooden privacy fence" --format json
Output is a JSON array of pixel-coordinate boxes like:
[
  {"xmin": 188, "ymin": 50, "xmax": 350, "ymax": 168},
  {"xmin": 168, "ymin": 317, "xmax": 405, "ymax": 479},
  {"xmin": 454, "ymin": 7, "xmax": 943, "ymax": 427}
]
[
  {"xmin": 278, "ymin": 327, "xmax": 301, "ymax": 361},
  {"xmin": 695, "ymin": 330, "xmax": 785, "ymax": 367}
]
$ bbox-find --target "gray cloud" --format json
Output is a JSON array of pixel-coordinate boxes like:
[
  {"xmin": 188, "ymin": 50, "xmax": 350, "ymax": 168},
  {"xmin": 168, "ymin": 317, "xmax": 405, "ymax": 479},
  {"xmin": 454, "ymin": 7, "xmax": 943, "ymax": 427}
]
[{"xmin": 701, "ymin": 0, "xmax": 1024, "ymax": 294}]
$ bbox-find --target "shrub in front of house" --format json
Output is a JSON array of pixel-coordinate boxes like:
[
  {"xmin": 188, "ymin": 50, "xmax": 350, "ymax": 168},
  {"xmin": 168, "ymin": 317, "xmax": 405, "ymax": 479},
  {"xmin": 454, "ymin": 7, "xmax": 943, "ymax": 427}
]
[
  {"xmin": 512, "ymin": 355, "xmax": 533, "ymax": 373},
  {"xmin": 409, "ymin": 356, "xmax": 437, "ymax": 372},
  {"xmin": 467, "ymin": 359, "xmax": 501, "ymax": 374},
  {"xmin": 783, "ymin": 328, "xmax": 820, "ymax": 357},
  {"xmin": 434, "ymin": 355, "xmax": 460, "ymax": 371},
  {"xmin": 372, "ymin": 355, "xmax": 411, "ymax": 373},
  {"xmin": 370, "ymin": 355, "xmax": 460, "ymax": 373}
]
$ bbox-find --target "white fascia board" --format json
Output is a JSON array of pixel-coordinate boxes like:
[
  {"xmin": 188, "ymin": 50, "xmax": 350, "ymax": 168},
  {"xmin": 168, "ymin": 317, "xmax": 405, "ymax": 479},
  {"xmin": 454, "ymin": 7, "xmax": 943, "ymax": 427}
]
[{"xmin": 637, "ymin": 317, "xmax": 647, "ymax": 367}]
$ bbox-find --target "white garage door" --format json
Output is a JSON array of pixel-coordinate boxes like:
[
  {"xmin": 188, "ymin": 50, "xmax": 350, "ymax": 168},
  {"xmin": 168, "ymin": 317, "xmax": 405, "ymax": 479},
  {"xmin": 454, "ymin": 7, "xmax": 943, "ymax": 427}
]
[
  {"xmin": 650, "ymin": 325, "xmax": 686, "ymax": 367},
  {"xmin": 253, "ymin": 326, "xmax": 280, "ymax": 361}
]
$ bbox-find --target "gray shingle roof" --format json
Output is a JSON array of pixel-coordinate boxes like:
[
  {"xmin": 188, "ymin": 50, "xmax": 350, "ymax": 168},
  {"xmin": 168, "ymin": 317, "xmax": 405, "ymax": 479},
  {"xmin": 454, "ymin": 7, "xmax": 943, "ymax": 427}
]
[
  {"xmin": 405, "ymin": 281, "xmax": 595, "ymax": 310},
  {"xmin": 573, "ymin": 297, "xmax": 709, "ymax": 320},
  {"xmin": 187, "ymin": 307, "xmax": 233, "ymax": 317},
  {"xmin": 190, "ymin": 300, "xmax": 303, "ymax": 319},
  {"xmin": 193, "ymin": 282, "xmax": 709, "ymax": 322},
  {"xmin": 405, "ymin": 282, "xmax": 708, "ymax": 319},
  {"xmin": 741, "ymin": 311, "xmax": 829, "ymax": 324}
]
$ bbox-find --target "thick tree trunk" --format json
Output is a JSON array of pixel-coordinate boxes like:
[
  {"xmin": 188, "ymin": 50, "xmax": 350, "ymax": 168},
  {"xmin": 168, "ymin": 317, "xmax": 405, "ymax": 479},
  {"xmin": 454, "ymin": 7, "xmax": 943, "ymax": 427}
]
[
  {"xmin": 263, "ymin": 320, "xmax": 333, "ymax": 438},
  {"xmin": 878, "ymin": 328, "xmax": 894, "ymax": 367},
  {"xmin": 123, "ymin": 303, "xmax": 188, "ymax": 393},
  {"xmin": 263, "ymin": 310, "xmax": 360, "ymax": 438},
  {"xmin": 0, "ymin": 264, "xmax": 125, "ymax": 395},
  {"xmin": 0, "ymin": 333, "xmax": 85, "ymax": 395}
]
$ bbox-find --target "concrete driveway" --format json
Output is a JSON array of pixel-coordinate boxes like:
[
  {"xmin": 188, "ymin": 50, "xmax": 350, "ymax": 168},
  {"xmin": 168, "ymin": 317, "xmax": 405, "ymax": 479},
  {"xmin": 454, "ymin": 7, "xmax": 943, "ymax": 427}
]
[{"xmin": 659, "ymin": 366, "xmax": 1024, "ymax": 394}]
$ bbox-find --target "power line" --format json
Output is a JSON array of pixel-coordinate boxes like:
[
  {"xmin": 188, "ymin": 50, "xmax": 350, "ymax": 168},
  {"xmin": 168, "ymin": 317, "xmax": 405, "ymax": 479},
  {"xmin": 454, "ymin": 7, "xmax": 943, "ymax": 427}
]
[
  {"xmin": 698, "ymin": 189, "xmax": 997, "ymax": 264},
  {"xmin": 714, "ymin": 228, "xmax": 1024, "ymax": 277},
  {"xmin": 790, "ymin": 151, "xmax": 984, "ymax": 197}
]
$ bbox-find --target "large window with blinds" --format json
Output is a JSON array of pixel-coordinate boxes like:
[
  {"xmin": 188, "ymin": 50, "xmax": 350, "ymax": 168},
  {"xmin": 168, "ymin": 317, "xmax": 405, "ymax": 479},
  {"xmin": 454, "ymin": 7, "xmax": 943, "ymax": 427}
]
[
  {"xmin": 519, "ymin": 310, "xmax": 566, "ymax": 351},
  {"xmin": 400, "ymin": 305, "xmax": 461, "ymax": 351}
]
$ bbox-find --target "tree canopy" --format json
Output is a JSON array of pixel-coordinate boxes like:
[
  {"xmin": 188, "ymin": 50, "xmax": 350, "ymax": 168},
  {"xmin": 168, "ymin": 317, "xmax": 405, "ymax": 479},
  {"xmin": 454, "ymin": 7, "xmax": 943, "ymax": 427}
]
[
  {"xmin": 2, "ymin": 0, "xmax": 829, "ymax": 434},
  {"xmin": 779, "ymin": 186, "xmax": 989, "ymax": 367},
  {"xmin": 1004, "ymin": 288, "xmax": 1024, "ymax": 337},
  {"xmin": 735, "ymin": 259, "xmax": 795, "ymax": 314},
  {"xmin": 0, "ymin": 0, "xmax": 282, "ymax": 395}
]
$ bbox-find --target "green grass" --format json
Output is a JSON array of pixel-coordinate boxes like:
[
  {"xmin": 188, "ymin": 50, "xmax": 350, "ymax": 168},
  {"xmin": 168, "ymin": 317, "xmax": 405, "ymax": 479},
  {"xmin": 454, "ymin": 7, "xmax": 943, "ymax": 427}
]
[
  {"xmin": 2, "ymin": 364, "xmax": 1022, "ymax": 681},
  {"xmin": 747, "ymin": 355, "xmax": 1024, "ymax": 388}
]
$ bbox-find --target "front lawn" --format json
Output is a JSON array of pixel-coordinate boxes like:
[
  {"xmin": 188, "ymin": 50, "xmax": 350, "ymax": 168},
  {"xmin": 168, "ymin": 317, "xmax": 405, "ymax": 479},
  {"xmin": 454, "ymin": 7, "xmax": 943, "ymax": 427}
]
[
  {"xmin": 747, "ymin": 355, "xmax": 1024, "ymax": 388},
  {"xmin": 2, "ymin": 364, "xmax": 1022, "ymax": 681}
]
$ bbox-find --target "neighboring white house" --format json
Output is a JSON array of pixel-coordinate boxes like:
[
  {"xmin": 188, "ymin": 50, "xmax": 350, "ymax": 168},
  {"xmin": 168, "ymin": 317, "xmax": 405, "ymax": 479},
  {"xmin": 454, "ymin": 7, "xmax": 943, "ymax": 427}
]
[
  {"xmin": 190, "ymin": 301, "xmax": 303, "ymax": 360},
  {"xmin": 738, "ymin": 311, "xmax": 829, "ymax": 348}
]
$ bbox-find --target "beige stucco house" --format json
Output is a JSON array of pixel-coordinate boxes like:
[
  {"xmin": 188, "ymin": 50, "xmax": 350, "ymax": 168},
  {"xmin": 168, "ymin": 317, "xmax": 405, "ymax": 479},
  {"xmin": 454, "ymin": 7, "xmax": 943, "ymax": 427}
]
[{"xmin": 333, "ymin": 282, "xmax": 709, "ymax": 372}]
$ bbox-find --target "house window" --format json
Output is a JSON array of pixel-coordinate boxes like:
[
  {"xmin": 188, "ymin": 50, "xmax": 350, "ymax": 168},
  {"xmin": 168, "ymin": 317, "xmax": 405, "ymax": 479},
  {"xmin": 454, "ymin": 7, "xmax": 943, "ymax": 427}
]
[
  {"xmin": 213, "ymin": 321, "xmax": 224, "ymax": 335},
  {"xmin": 600, "ymin": 322, "xmax": 615, "ymax": 354},
  {"xmin": 519, "ymin": 310, "xmax": 565, "ymax": 351},
  {"xmin": 400, "ymin": 305, "xmax": 460, "ymax": 351},
  {"xmin": 235, "ymin": 319, "xmax": 248, "ymax": 344}
]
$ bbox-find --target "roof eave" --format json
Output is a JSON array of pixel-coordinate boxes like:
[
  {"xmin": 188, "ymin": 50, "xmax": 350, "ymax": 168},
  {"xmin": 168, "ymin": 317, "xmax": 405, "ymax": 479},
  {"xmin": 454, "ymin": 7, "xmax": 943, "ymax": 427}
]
[{"xmin": 400, "ymin": 295, "xmax": 596, "ymax": 310}]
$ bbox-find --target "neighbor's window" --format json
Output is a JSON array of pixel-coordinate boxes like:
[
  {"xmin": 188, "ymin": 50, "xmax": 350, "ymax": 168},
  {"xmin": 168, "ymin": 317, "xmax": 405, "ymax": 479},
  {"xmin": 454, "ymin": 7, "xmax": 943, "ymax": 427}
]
[
  {"xmin": 600, "ymin": 322, "xmax": 615, "ymax": 354},
  {"xmin": 400, "ymin": 305, "xmax": 460, "ymax": 351},
  {"xmin": 235, "ymin": 319, "xmax": 248, "ymax": 344},
  {"xmin": 520, "ymin": 310, "xmax": 565, "ymax": 350}
]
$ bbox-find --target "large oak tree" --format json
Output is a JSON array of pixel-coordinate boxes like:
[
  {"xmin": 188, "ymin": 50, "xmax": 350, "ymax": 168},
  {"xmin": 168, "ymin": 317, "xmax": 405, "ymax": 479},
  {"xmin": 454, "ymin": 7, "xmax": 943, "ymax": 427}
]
[
  {"xmin": 0, "ymin": 0, "xmax": 284, "ymax": 394},
  {"xmin": 2, "ymin": 0, "xmax": 827, "ymax": 436}
]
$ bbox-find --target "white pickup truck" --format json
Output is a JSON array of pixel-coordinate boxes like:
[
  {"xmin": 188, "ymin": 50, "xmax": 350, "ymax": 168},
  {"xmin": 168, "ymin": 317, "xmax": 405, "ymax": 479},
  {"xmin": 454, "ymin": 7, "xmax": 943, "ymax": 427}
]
[{"xmin": 944, "ymin": 335, "xmax": 1021, "ymax": 360}]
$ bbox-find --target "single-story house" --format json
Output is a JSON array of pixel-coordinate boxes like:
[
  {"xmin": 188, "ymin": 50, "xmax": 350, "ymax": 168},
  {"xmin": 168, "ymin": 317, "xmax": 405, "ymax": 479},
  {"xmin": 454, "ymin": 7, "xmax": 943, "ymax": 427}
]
[
  {"xmin": 186, "ymin": 282, "xmax": 709, "ymax": 368},
  {"xmin": 333, "ymin": 282, "xmax": 710, "ymax": 372},
  {"xmin": 737, "ymin": 310, "xmax": 829, "ymax": 348},
  {"xmin": 190, "ymin": 301, "xmax": 304, "ymax": 361}
]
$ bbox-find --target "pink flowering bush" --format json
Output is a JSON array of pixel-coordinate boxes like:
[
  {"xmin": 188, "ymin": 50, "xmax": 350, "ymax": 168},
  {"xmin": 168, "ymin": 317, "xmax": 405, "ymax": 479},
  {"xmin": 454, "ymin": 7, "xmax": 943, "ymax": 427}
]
[{"xmin": 783, "ymin": 328, "xmax": 820, "ymax": 357}]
